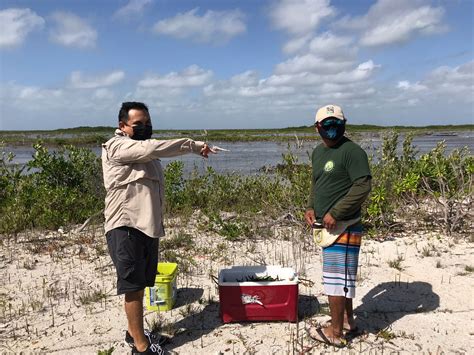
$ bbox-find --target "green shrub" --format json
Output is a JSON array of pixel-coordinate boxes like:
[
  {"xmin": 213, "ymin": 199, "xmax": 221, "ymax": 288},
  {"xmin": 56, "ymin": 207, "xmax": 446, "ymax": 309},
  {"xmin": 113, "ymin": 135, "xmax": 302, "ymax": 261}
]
[
  {"xmin": 164, "ymin": 161, "xmax": 189, "ymax": 213},
  {"xmin": 0, "ymin": 143, "xmax": 104, "ymax": 234},
  {"xmin": 165, "ymin": 165, "xmax": 290, "ymax": 216},
  {"xmin": 365, "ymin": 132, "xmax": 473, "ymax": 235},
  {"xmin": 207, "ymin": 213, "xmax": 251, "ymax": 241},
  {"xmin": 1, "ymin": 134, "xmax": 471, "ymax": 238},
  {"xmin": 276, "ymin": 151, "xmax": 312, "ymax": 217}
]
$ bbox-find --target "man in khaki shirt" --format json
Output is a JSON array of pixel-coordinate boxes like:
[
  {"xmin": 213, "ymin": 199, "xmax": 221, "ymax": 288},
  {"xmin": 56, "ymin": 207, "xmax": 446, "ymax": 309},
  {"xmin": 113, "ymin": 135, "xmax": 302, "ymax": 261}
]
[{"xmin": 102, "ymin": 102, "xmax": 215, "ymax": 354}]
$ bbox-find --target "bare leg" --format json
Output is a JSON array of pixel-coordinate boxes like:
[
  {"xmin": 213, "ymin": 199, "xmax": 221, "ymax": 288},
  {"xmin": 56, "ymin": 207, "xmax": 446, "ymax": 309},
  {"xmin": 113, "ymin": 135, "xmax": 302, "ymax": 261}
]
[
  {"xmin": 125, "ymin": 290, "xmax": 148, "ymax": 352},
  {"xmin": 345, "ymin": 297, "xmax": 356, "ymax": 330},
  {"xmin": 326, "ymin": 295, "xmax": 345, "ymax": 339},
  {"xmin": 324, "ymin": 298, "xmax": 356, "ymax": 331}
]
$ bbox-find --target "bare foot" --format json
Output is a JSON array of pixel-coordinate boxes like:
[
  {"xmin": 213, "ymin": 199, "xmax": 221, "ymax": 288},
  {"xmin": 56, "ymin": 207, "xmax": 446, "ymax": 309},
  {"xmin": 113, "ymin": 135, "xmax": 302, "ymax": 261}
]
[
  {"xmin": 308, "ymin": 326, "xmax": 347, "ymax": 347},
  {"xmin": 324, "ymin": 319, "xmax": 358, "ymax": 333}
]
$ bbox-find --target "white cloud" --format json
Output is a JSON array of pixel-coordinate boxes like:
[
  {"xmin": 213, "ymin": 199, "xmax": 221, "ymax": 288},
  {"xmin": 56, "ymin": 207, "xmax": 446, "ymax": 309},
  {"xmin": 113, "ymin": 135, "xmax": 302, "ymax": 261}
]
[
  {"xmin": 1, "ymin": 82, "xmax": 64, "ymax": 113},
  {"xmin": 388, "ymin": 60, "xmax": 473, "ymax": 111},
  {"xmin": 330, "ymin": 60, "xmax": 380, "ymax": 83},
  {"xmin": 337, "ymin": 0, "xmax": 446, "ymax": 47},
  {"xmin": 114, "ymin": 0, "xmax": 153, "ymax": 19},
  {"xmin": 318, "ymin": 86, "xmax": 376, "ymax": 102},
  {"xmin": 204, "ymin": 69, "xmax": 292, "ymax": 99},
  {"xmin": 275, "ymin": 53, "xmax": 354, "ymax": 75},
  {"xmin": 275, "ymin": 28, "xmax": 359, "ymax": 76},
  {"xmin": 397, "ymin": 80, "xmax": 427, "ymax": 92},
  {"xmin": 69, "ymin": 70, "xmax": 125, "ymax": 89},
  {"xmin": 0, "ymin": 81, "xmax": 119, "ymax": 129},
  {"xmin": 269, "ymin": 60, "xmax": 379, "ymax": 86},
  {"xmin": 230, "ymin": 71, "xmax": 259, "ymax": 86},
  {"xmin": 203, "ymin": 83, "xmax": 235, "ymax": 97},
  {"xmin": 397, "ymin": 81, "xmax": 412, "ymax": 89},
  {"xmin": 308, "ymin": 32, "xmax": 354, "ymax": 57},
  {"xmin": 200, "ymin": 51, "xmax": 381, "ymax": 125},
  {"xmin": 49, "ymin": 11, "xmax": 97, "ymax": 49},
  {"xmin": 201, "ymin": 77, "xmax": 382, "ymax": 127},
  {"xmin": 138, "ymin": 65, "xmax": 213, "ymax": 88},
  {"xmin": 204, "ymin": 80, "xmax": 294, "ymax": 98},
  {"xmin": 282, "ymin": 35, "xmax": 312, "ymax": 55},
  {"xmin": 238, "ymin": 85, "xmax": 295, "ymax": 97},
  {"xmin": 93, "ymin": 88, "xmax": 115, "ymax": 100},
  {"xmin": 204, "ymin": 57, "xmax": 380, "ymax": 105},
  {"xmin": 423, "ymin": 60, "xmax": 474, "ymax": 97},
  {"xmin": 17, "ymin": 85, "xmax": 63, "ymax": 100},
  {"xmin": 152, "ymin": 8, "xmax": 246, "ymax": 44},
  {"xmin": 428, "ymin": 61, "xmax": 473, "ymax": 86},
  {"xmin": 0, "ymin": 8, "xmax": 44, "ymax": 48},
  {"xmin": 407, "ymin": 98, "xmax": 420, "ymax": 106},
  {"xmin": 348, "ymin": 60, "xmax": 379, "ymax": 79},
  {"xmin": 269, "ymin": 0, "xmax": 335, "ymax": 35},
  {"xmin": 133, "ymin": 86, "xmax": 185, "ymax": 102}
]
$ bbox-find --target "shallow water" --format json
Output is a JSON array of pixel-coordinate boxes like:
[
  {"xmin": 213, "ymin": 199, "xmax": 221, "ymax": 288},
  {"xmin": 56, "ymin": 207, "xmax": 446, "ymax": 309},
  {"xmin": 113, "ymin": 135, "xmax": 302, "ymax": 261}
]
[{"xmin": 3, "ymin": 132, "xmax": 473, "ymax": 175}]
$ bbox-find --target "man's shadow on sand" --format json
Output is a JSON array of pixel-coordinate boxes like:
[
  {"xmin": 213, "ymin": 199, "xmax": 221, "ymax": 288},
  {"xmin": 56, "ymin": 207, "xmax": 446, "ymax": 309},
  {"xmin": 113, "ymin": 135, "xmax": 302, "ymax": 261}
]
[
  {"xmin": 298, "ymin": 294, "xmax": 321, "ymax": 319},
  {"xmin": 166, "ymin": 287, "xmax": 219, "ymax": 351},
  {"xmin": 353, "ymin": 281, "xmax": 440, "ymax": 334}
]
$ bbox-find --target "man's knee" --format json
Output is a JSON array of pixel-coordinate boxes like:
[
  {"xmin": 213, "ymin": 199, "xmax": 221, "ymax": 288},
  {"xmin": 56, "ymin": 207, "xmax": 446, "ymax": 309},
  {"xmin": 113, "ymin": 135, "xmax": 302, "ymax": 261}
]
[{"xmin": 125, "ymin": 289, "xmax": 144, "ymax": 302}]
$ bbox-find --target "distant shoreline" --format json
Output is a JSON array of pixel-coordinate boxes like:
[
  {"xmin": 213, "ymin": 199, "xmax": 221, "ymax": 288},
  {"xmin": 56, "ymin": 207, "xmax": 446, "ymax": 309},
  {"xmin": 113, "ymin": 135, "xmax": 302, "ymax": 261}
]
[
  {"xmin": 1, "ymin": 125, "xmax": 473, "ymax": 147},
  {"xmin": 0, "ymin": 123, "xmax": 473, "ymax": 134}
]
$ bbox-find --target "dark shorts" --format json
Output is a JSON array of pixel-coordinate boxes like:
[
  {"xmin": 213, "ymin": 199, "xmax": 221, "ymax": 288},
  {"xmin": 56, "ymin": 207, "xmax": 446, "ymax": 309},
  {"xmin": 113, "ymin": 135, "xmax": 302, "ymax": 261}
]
[{"xmin": 106, "ymin": 226, "xmax": 159, "ymax": 295}]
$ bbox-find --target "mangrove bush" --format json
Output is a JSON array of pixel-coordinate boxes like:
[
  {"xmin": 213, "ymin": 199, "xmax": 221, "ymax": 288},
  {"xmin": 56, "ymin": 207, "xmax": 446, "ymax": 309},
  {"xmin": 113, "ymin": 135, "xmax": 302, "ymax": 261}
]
[{"xmin": 0, "ymin": 134, "xmax": 472, "ymax": 237}]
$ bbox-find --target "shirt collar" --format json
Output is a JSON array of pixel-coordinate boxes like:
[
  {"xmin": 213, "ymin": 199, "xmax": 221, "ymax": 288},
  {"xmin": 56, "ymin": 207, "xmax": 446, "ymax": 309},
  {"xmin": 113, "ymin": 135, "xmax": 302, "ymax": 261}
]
[{"xmin": 115, "ymin": 129, "xmax": 129, "ymax": 138}]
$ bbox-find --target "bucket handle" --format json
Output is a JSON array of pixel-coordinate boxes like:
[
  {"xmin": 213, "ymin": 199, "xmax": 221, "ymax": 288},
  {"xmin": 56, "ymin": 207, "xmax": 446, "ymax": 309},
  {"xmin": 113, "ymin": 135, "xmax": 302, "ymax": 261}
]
[
  {"xmin": 210, "ymin": 274, "xmax": 219, "ymax": 286},
  {"xmin": 298, "ymin": 277, "xmax": 315, "ymax": 287}
]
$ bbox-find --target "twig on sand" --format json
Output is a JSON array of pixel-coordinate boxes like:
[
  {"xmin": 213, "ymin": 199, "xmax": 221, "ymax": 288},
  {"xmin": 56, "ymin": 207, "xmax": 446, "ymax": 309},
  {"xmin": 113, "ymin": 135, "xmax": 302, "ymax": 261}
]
[{"xmin": 74, "ymin": 210, "xmax": 104, "ymax": 233}]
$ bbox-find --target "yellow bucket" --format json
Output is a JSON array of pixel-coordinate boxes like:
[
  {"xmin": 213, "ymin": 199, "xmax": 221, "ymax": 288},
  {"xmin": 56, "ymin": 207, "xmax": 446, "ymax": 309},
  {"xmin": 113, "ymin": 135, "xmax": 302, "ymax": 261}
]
[{"xmin": 145, "ymin": 263, "xmax": 178, "ymax": 311}]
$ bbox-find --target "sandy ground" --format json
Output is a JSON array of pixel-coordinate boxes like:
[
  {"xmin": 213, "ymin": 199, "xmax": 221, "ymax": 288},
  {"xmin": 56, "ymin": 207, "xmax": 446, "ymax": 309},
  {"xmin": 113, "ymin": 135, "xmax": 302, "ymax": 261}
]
[{"xmin": 0, "ymin": 216, "xmax": 473, "ymax": 354}]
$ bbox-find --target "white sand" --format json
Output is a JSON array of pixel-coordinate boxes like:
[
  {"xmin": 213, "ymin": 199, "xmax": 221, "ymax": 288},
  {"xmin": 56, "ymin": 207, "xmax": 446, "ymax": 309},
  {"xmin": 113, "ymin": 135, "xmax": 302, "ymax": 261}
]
[{"xmin": 0, "ymin": 220, "xmax": 472, "ymax": 354}]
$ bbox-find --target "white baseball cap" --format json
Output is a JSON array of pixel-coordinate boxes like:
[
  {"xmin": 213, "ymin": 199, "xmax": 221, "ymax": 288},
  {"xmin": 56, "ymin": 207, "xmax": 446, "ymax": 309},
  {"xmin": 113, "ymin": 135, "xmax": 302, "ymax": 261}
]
[{"xmin": 315, "ymin": 104, "xmax": 345, "ymax": 123}]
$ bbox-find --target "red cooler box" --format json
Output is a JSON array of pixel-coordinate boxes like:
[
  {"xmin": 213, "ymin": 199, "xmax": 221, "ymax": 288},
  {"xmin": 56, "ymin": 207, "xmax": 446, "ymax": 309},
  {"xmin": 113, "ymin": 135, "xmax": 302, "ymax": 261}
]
[{"xmin": 218, "ymin": 265, "xmax": 298, "ymax": 323}]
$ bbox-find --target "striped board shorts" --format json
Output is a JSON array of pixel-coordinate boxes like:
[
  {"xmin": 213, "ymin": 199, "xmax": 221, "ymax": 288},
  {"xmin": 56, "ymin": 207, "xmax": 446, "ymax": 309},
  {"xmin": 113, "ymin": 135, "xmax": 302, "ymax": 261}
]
[{"xmin": 322, "ymin": 224, "xmax": 362, "ymax": 298}]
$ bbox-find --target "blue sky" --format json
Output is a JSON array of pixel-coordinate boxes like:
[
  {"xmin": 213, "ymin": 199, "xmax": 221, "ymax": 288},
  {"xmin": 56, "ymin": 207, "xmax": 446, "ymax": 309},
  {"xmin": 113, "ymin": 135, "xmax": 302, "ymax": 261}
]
[{"xmin": 0, "ymin": 0, "xmax": 473, "ymax": 130}]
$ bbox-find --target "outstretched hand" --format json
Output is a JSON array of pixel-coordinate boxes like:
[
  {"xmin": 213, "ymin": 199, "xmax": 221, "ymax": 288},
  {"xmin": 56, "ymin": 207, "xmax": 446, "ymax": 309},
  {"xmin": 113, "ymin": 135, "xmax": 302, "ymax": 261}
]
[{"xmin": 200, "ymin": 144, "xmax": 217, "ymax": 158}]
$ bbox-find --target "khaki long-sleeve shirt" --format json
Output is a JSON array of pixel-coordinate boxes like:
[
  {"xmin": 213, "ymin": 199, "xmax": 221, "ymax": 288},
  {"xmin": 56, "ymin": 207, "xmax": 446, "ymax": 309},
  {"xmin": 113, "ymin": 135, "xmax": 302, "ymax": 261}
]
[{"xmin": 102, "ymin": 129, "xmax": 205, "ymax": 238}]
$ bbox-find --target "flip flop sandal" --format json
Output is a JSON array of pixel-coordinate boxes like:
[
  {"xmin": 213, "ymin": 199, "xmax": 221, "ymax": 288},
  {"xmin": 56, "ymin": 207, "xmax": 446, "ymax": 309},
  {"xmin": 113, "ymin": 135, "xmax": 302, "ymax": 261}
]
[
  {"xmin": 308, "ymin": 327, "xmax": 347, "ymax": 348},
  {"xmin": 323, "ymin": 319, "xmax": 360, "ymax": 334}
]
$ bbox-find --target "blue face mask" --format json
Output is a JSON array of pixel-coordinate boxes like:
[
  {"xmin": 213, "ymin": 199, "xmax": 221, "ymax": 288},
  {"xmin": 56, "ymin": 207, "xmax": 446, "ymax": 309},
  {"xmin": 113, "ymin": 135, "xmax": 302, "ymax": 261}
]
[{"xmin": 318, "ymin": 118, "xmax": 345, "ymax": 141}]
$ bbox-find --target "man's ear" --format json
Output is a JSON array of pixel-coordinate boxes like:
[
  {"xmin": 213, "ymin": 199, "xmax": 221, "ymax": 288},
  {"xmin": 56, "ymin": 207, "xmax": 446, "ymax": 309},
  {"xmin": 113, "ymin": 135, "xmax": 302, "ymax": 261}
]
[{"xmin": 118, "ymin": 120, "xmax": 126, "ymax": 129}]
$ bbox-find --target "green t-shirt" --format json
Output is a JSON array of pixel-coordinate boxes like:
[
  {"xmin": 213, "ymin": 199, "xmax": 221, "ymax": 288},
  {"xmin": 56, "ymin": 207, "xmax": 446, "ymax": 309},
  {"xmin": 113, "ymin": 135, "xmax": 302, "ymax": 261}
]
[{"xmin": 310, "ymin": 137, "xmax": 371, "ymax": 221}]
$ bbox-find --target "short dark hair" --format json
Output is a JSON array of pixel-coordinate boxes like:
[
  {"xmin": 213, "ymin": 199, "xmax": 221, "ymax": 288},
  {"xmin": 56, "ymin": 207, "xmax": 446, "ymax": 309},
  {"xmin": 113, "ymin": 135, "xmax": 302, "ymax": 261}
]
[{"xmin": 118, "ymin": 102, "xmax": 149, "ymax": 123}]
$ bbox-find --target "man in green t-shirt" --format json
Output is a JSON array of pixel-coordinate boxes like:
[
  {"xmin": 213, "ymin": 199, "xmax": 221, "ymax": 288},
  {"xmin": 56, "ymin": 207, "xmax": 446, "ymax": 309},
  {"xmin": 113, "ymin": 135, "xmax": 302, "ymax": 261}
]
[{"xmin": 304, "ymin": 104, "xmax": 371, "ymax": 347}]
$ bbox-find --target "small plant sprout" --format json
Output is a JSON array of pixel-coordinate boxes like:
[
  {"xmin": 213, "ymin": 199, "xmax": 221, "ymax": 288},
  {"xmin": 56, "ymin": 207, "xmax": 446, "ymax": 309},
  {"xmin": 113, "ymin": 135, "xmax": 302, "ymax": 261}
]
[
  {"xmin": 421, "ymin": 245, "xmax": 433, "ymax": 257},
  {"xmin": 97, "ymin": 346, "xmax": 114, "ymax": 355},
  {"xmin": 388, "ymin": 255, "xmax": 405, "ymax": 271},
  {"xmin": 376, "ymin": 327, "xmax": 397, "ymax": 341}
]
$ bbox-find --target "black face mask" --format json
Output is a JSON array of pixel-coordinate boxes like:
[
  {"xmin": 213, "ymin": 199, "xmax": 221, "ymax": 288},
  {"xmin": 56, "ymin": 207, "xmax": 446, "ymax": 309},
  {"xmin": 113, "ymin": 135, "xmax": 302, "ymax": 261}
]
[
  {"xmin": 131, "ymin": 124, "xmax": 153, "ymax": 141},
  {"xmin": 317, "ymin": 119, "xmax": 345, "ymax": 141}
]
